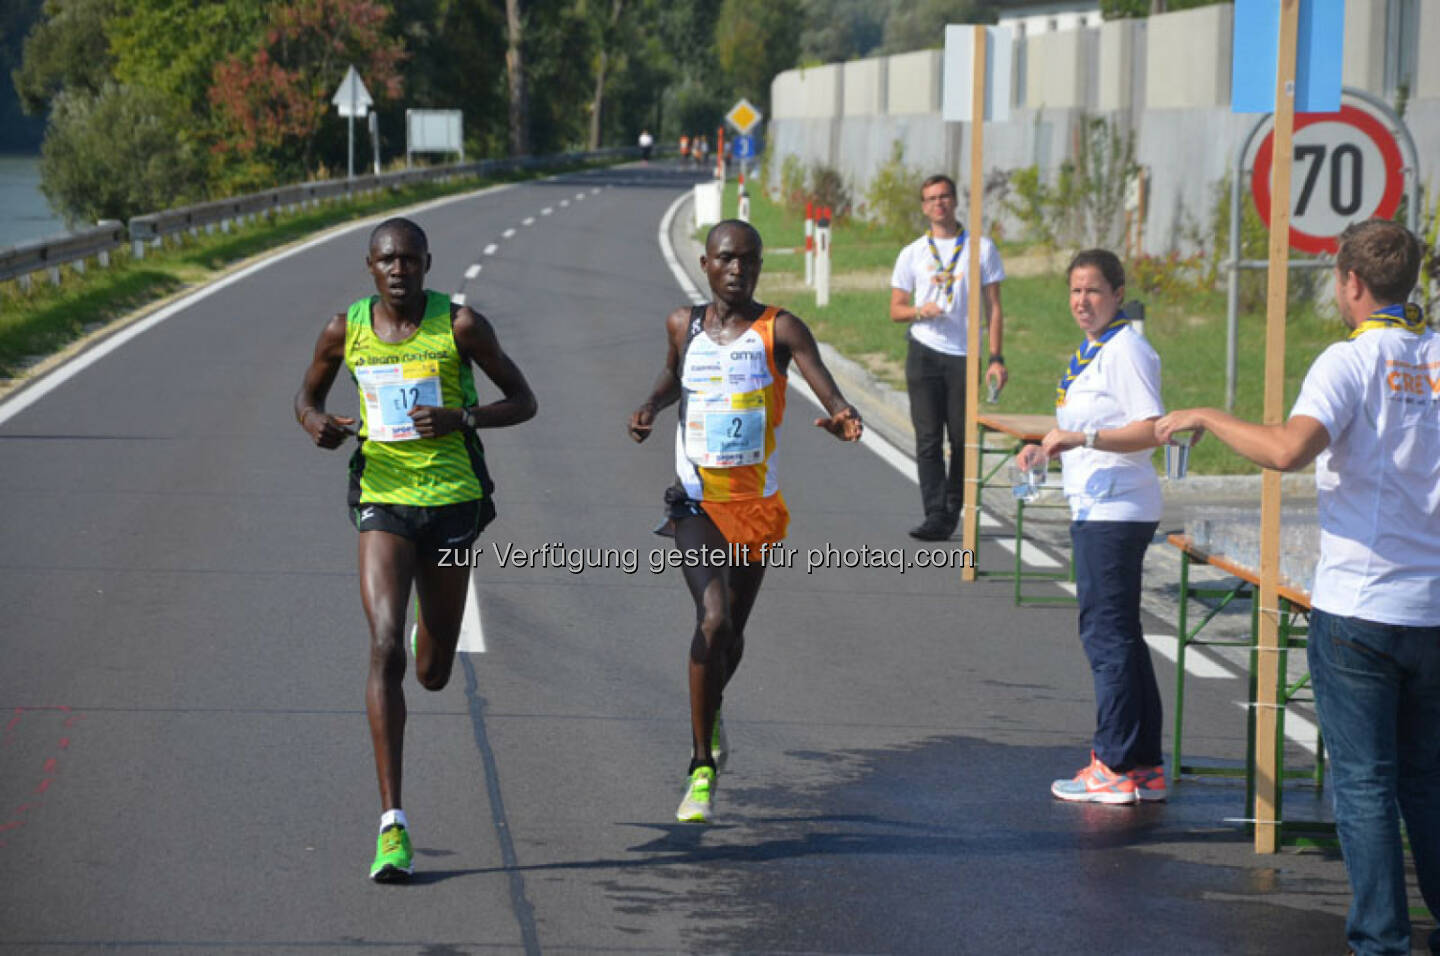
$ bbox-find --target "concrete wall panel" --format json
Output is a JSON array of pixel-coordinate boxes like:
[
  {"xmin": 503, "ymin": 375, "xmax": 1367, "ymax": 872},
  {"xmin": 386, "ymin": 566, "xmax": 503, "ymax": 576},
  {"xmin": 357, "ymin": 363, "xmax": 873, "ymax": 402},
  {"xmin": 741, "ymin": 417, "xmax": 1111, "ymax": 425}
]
[
  {"xmin": 843, "ymin": 58, "xmax": 887, "ymax": 117},
  {"xmin": 1417, "ymin": 1, "xmax": 1440, "ymax": 100},
  {"xmin": 1343, "ymin": 0, "xmax": 1386, "ymax": 92},
  {"xmin": 1098, "ymin": 20, "xmax": 1141, "ymax": 112},
  {"xmin": 1145, "ymin": 4, "xmax": 1231, "ymax": 109},
  {"xmin": 1026, "ymin": 29, "xmax": 1089, "ymax": 110},
  {"xmin": 887, "ymin": 50, "xmax": 943, "ymax": 115},
  {"xmin": 800, "ymin": 64, "xmax": 844, "ymax": 119}
]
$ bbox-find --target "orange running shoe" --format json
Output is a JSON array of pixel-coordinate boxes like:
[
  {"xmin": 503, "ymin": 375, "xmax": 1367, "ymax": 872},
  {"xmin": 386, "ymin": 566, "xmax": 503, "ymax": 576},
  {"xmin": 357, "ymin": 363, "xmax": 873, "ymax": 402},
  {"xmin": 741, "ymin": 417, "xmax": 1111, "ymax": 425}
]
[{"xmin": 1050, "ymin": 752, "xmax": 1139, "ymax": 805}]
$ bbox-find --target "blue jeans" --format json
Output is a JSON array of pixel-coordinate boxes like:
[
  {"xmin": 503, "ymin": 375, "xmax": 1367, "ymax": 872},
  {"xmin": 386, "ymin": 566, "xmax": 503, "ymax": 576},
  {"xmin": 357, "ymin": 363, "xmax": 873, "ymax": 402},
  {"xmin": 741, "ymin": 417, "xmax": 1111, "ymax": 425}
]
[
  {"xmin": 1070, "ymin": 520, "xmax": 1162, "ymax": 772},
  {"xmin": 1308, "ymin": 609, "xmax": 1440, "ymax": 955}
]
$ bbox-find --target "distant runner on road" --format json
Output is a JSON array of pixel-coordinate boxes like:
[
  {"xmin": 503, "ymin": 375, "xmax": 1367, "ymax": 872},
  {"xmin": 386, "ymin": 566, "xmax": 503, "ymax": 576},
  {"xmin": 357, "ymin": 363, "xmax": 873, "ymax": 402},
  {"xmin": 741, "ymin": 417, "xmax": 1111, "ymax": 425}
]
[
  {"xmin": 294, "ymin": 217, "xmax": 537, "ymax": 883},
  {"xmin": 628, "ymin": 219, "xmax": 863, "ymax": 824}
]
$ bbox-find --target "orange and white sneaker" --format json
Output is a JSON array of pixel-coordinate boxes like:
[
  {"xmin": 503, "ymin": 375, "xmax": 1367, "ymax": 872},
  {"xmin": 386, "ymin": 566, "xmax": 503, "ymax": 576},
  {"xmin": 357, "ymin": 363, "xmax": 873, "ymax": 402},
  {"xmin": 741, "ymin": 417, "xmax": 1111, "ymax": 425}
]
[
  {"xmin": 1051, "ymin": 752, "xmax": 1139, "ymax": 805},
  {"xmin": 1131, "ymin": 764, "xmax": 1169, "ymax": 802}
]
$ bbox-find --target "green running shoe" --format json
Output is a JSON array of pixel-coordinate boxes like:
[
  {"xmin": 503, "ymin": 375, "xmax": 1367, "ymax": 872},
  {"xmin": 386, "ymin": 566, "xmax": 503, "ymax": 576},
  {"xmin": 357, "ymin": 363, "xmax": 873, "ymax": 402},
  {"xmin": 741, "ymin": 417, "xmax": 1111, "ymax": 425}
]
[
  {"xmin": 711, "ymin": 713, "xmax": 728, "ymax": 770},
  {"xmin": 676, "ymin": 766, "xmax": 716, "ymax": 823},
  {"xmin": 369, "ymin": 823, "xmax": 414, "ymax": 882}
]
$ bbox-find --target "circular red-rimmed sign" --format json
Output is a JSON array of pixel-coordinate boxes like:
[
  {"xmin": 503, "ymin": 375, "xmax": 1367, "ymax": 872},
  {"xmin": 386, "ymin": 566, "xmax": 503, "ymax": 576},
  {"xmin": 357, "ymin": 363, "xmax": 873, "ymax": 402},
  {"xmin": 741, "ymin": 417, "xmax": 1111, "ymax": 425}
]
[{"xmin": 1252, "ymin": 103, "xmax": 1405, "ymax": 255}]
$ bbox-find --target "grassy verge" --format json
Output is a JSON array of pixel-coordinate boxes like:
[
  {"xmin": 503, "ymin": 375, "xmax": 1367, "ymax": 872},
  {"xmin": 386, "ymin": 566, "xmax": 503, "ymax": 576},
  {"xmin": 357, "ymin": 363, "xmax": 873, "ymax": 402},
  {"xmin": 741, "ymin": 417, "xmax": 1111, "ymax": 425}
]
[
  {"xmin": 721, "ymin": 181, "xmax": 1347, "ymax": 475},
  {"xmin": 0, "ymin": 160, "xmax": 613, "ymax": 381}
]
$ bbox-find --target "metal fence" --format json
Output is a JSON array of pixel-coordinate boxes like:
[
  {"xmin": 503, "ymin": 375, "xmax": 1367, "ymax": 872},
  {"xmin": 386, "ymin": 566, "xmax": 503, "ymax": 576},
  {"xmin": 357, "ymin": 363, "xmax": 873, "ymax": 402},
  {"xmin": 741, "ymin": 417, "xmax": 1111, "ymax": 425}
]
[{"xmin": 1, "ymin": 146, "xmax": 642, "ymax": 286}]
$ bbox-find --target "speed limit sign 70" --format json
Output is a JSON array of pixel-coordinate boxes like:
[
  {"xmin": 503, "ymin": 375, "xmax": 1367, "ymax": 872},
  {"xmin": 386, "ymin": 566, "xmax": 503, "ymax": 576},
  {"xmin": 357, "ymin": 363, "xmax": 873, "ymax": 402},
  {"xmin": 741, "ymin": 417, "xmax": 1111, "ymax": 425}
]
[{"xmin": 1252, "ymin": 103, "xmax": 1405, "ymax": 255}]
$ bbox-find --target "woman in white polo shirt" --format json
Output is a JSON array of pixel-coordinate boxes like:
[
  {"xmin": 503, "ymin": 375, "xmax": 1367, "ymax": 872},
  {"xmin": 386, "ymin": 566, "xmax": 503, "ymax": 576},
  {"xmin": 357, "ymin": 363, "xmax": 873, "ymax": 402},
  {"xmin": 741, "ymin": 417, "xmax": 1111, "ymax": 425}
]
[{"xmin": 1017, "ymin": 249, "xmax": 1168, "ymax": 805}]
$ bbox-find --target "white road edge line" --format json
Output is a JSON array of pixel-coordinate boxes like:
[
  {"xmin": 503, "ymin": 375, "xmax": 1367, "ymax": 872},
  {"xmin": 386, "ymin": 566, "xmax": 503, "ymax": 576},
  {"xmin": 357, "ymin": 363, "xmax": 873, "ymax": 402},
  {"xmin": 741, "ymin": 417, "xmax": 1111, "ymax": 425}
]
[
  {"xmin": 0, "ymin": 182, "xmax": 519, "ymax": 428},
  {"xmin": 457, "ymin": 573, "xmax": 486, "ymax": 653},
  {"xmin": 465, "ymin": 264, "xmax": 482, "ymax": 279}
]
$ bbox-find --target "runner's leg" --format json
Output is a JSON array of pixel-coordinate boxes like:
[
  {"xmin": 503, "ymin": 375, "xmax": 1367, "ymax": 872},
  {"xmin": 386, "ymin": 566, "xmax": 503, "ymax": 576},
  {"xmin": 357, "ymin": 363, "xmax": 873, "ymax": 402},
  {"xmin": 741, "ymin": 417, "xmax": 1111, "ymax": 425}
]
[
  {"xmin": 412, "ymin": 558, "xmax": 470, "ymax": 691},
  {"xmin": 675, "ymin": 515, "xmax": 735, "ymax": 765},
  {"xmin": 724, "ymin": 559, "xmax": 767, "ymax": 686},
  {"xmin": 359, "ymin": 531, "xmax": 418, "ymax": 810}
]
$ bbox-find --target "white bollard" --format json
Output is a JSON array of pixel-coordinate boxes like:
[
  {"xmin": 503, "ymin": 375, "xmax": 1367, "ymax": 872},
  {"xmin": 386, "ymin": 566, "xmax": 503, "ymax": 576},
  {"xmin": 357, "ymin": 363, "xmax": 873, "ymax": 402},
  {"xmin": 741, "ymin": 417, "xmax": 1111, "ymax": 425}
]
[
  {"xmin": 803, "ymin": 202, "xmax": 814, "ymax": 288},
  {"xmin": 815, "ymin": 207, "xmax": 831, "ymax": 308}
]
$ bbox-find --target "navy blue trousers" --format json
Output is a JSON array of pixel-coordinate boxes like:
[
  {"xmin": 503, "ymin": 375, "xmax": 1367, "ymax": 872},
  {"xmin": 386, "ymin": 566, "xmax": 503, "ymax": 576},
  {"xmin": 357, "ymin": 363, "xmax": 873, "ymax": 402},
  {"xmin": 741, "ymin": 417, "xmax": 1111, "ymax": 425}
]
[{"xmin": 1070, "ymin": 520, "xmax": 1162, "ymax": 771}]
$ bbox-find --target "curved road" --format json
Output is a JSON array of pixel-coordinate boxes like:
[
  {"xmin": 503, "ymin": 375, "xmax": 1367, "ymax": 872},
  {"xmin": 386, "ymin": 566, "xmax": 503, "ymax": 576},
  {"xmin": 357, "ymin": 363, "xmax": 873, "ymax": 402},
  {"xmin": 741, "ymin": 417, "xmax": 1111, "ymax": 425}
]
[{"xmin": 0, "ymin": 163, "xmax": 1356, "ymax": 952}]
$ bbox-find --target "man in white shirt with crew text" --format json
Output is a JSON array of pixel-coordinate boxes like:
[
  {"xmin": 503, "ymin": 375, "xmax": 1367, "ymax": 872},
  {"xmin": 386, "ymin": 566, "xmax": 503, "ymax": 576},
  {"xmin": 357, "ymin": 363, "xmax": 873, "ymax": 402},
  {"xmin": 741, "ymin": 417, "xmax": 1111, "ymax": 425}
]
[{"xmin": 1158, "ymin": 219, "xmax": 1440, "ymax": 956}]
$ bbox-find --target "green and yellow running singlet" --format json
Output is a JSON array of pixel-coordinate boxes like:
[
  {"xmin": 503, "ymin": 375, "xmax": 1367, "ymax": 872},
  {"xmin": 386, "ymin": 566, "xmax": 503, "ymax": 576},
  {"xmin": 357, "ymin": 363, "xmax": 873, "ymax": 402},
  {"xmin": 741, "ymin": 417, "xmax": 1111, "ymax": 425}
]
[{"xmin": 344, "ymin": 291, "xmax": 487, "ymax": 506}]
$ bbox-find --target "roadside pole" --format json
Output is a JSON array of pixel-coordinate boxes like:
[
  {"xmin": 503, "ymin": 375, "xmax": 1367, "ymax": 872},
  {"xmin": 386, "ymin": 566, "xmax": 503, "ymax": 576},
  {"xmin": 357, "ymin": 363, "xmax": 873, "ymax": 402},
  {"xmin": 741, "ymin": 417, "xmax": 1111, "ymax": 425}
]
[
  {"xmin": 1251, "ymin": 0, "xmax": 1301, "ymax": 857},
  {"xmin": 804, "ymin": 203, "xmax": 815, "ymax": 287},
  {"xmin": 815, "ymin": 207, "xmax": 831, "ymax": 308},
  {"xmin": 960, "ymin": 25, "xmax": 987, "ymax": 582}
]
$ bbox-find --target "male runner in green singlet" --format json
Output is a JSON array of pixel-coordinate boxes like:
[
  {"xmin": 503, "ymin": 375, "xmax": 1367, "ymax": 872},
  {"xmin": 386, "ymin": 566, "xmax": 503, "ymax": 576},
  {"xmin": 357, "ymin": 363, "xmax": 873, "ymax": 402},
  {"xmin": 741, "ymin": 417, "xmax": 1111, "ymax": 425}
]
[{"xmin": 295, "ymin": 218, "xmax": 537, "ymax": 882}]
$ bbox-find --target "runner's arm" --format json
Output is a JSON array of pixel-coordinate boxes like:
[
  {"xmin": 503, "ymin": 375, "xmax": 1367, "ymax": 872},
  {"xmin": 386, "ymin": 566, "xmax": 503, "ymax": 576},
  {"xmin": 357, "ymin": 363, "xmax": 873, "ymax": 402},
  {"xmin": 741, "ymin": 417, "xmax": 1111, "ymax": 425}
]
[
  {"xmin": 295, "ymin": 313, "xmax": 356, "ymax": 449},
  {"xmin": 421, "ymin": 306, "xmax": 537, "ymax": 436},
  {"xmin": 774, "ymin": 311, "xmax": 863, "ymax": 442},
  {"xmin": 628, "ymin": 308, "xmax": 688, "ymax": 443}
]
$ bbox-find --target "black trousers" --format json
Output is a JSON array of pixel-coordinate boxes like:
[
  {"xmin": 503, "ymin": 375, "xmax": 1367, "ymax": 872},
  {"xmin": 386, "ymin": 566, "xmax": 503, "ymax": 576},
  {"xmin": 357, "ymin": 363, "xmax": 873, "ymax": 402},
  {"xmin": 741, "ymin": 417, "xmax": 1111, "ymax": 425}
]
[{"xmin": 905, "ymin": 337, "xmax": 968, "ymax": 526}]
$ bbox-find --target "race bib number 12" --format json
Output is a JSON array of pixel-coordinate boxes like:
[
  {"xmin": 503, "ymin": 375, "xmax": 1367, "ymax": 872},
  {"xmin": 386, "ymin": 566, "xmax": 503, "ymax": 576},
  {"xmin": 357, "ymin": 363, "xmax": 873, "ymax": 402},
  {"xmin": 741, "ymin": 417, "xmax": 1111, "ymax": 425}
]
[{"xmin": 357, "ymin": 360, "xmax": 443, "ymax": 441}]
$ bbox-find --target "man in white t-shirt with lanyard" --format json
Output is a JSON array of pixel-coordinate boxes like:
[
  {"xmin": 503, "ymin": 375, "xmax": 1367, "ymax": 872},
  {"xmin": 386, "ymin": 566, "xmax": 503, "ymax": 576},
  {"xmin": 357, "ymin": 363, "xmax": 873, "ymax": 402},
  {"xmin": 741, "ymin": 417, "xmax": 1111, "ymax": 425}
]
[
  {"xmin": 890, "ymin": 174, "xmax": 1007, "ymax": 540},
  {"xmin": 1158, "ymin": 219, "xmax": 1440, "ymax": 956}
]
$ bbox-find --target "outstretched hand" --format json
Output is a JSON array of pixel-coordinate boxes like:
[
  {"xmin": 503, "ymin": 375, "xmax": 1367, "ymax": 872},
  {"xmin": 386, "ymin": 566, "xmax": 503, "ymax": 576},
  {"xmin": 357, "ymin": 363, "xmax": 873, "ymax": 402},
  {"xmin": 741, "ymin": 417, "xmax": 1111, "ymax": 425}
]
[
  {"xmin": 815, "ymin": 405, "xmax": 863, "ymax": 442},
  {"xmin": 1155, "ymin": 410, "xmax": 1209, "ymax": 447},
  {"xmin": 303, "ymin": 411, "xmax": 356, "ymax": 449}
]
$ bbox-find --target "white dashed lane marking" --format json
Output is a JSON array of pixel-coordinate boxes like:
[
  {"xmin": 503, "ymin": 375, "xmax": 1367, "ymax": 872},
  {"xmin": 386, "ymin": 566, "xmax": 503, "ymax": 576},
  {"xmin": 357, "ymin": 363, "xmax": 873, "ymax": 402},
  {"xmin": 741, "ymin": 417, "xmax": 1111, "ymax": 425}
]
[
  {"xmin": 542, "ymin": 207, "xmax": 553, "ymax": 216},
  {"xmin": 483, "ymin": 243, "xmax": 498, "ymax": 255},
  {"xmin": 503, "ymin": 228, "xmax": 516, "ymax": 238},
  {"xmin": 464, "ymin": 265, "xmax": 481, "ymax": 279},
  {"xmin": 451, "ymin": 293, "xmax": 466, "ymax": 306},
  {"xmin": 523, "ymin": 217, "xmax": 535, "ymax": 226},
  {"xmin": 560, "ymin": 199, "xmax": 570, "ymax": 207}
]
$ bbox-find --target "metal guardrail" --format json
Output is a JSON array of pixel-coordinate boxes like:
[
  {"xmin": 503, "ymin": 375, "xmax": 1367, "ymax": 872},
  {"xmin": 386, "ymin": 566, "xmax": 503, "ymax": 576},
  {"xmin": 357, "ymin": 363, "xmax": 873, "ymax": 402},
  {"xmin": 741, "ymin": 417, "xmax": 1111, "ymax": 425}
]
[
  {"xmin": 0, "ymin": 221, "xmax": 127, "ymax": 286},
  {"xmin": 2, "ymin": 146, "xmax": 642, "ymax": 283}
]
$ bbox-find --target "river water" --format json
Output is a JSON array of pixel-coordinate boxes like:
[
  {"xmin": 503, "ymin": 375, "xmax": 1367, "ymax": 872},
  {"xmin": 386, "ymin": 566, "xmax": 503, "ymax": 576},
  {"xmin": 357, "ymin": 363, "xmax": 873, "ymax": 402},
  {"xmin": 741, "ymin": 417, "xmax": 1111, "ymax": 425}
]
[{"xmin": 0, "ymin": 154, "xmax": 68, "ymax": 248}]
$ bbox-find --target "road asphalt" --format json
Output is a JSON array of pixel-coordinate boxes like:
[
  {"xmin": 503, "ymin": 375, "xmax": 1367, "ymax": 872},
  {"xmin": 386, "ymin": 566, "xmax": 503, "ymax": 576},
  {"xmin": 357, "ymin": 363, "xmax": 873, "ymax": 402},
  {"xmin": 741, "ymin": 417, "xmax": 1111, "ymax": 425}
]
[{"xmin": 0, "ymin": 161, "xmax": 1420, "ymax": 953}]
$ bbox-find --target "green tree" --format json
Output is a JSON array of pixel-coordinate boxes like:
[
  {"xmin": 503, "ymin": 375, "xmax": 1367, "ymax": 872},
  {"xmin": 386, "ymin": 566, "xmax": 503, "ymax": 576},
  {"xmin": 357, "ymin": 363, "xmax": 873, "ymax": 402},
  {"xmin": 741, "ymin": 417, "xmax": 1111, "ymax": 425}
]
[
  {"xmin": 39, "ymin": 82, "xmax": 207, "ymax": 224},
  {"xmin": 799, "ymin": 0, "xmax": 887, "ymax": 64},
  {"xmin": 1101, "ymin": 0, "xmax": 1225, "ymax": 19},
  {"xmin": 881, "ymin": 0, "xmax": 993, "ymax": 54},
  {"xmin": 714, "ymin": 0, "xmax": 801, "ymax": 114},
  {"xmin": 386, "ymin": 0, "xmax": 510, "ymax": 159},
  {"xmin": 208, "ymin": 0, "xmax": 407, "ymax": 184},
  {"xmin": 12, "ymin": 0, "xmax": 116, "ymax": 114}
]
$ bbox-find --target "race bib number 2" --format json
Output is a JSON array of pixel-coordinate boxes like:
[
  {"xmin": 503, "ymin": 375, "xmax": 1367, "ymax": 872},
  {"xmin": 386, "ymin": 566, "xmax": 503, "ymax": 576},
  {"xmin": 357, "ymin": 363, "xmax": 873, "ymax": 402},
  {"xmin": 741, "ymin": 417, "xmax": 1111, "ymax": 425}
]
[
  {"xmin": 685, "ymin": 390, "xmax": 766, "ymax": 467},
  {"xmin": 357, "ymin": 360, "xmax": 443, "ymax": 441}
]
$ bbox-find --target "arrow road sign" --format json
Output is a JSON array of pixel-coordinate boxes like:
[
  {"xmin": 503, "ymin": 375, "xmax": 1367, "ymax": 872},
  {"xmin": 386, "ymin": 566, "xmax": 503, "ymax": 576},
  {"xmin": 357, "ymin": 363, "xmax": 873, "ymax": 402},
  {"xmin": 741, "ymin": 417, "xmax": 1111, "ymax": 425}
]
[{"xmin": 332, "ymin": 65, "xmax": 373, "ymax": 118}]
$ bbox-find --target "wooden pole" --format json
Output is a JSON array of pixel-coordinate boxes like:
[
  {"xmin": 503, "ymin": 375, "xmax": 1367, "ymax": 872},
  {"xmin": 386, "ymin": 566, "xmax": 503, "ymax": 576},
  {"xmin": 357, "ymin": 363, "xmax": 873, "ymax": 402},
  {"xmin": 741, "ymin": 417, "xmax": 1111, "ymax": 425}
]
[
  {"xmin": 1253, "ymin": 0, "xmax": 1300, "ymax": 856},
  {"xmin": 961, "ymin": 24, "xmax": 986, "ymax": 582}
]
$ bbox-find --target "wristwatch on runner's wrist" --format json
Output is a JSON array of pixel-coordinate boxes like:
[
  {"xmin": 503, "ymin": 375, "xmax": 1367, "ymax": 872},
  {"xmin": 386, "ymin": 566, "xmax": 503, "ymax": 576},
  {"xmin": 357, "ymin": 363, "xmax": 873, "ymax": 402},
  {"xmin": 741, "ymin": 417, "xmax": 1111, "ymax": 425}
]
[
  {"xmin": 1083, "ymin": 429, "xmax": 1098, "ymax": 449},
  {"xmin": 463, "ymin": 406, "xmax": 481, "ymax": 431}
]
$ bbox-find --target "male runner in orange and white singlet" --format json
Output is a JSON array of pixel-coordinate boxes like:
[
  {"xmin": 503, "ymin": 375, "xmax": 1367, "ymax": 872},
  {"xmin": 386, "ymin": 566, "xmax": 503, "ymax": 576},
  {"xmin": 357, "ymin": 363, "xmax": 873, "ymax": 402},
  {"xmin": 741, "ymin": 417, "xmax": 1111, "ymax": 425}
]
[{"xmin": 628, "ymin": 219, "xmax": 863, "ymax": 823}]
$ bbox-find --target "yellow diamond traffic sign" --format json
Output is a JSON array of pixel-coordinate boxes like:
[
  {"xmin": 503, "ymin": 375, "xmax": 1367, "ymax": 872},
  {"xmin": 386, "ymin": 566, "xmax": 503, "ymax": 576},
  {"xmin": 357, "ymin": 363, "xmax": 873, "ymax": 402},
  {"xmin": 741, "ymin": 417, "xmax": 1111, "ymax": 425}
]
[{"xmin": 725, "ymin": 98, "xmax": 763, "ymax": 135}]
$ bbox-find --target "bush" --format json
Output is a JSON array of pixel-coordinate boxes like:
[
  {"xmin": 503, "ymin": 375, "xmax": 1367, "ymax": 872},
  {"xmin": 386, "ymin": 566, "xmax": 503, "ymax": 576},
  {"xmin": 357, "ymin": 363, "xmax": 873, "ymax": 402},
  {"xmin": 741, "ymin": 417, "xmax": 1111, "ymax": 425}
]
[
  {"xmin": 864, "ymin": 141, "xmax": 926, "ymax": 240},
  {"xmin": 40, "ymin": 82, "xmax": 207, "ymax": 225},
  {"xmin": 807, "ymin": 161, "xmax": 851, "ymax": 219},
  {"xmin": 779, "ymin": 153, "xmax": 806, "ymax": 207}
]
